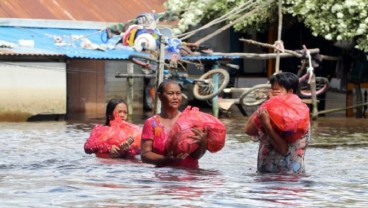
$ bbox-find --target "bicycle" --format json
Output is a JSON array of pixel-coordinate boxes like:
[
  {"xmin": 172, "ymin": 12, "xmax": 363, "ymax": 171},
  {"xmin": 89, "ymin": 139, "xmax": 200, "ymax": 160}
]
[
  {"xmin": 238, "ymin": 46, "xmax": 329, "ymax": 107},
  {"xmin": 128, "ymin": 53, "xmax": 230, "ymax": 101}
]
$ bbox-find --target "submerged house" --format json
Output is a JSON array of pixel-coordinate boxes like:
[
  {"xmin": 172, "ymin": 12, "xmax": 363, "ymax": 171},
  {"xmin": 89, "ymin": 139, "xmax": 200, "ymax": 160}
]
[
  {"xmin": 0, "ymin": 0, "xmax": 234, "ymax": 121},
  {"xmin": 0, "ymin": 0, "xmax": 169, "ymax": 121},
  {"xmin": 2, "ymin": 1, "xmax": 362, "ymax": 121}
]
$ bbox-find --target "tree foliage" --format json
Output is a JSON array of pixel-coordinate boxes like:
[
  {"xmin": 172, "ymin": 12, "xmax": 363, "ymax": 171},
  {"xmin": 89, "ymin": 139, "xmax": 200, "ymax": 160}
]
[{"xmin": 164, "ymin": 0, "xmax": 368, "ymax": 52}]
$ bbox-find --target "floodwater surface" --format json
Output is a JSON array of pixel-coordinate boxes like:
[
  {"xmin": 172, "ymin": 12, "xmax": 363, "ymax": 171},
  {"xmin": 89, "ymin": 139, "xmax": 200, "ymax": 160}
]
[{"xmin": 1, "ymin": 117, "xmax": 368, "ymax": 207}]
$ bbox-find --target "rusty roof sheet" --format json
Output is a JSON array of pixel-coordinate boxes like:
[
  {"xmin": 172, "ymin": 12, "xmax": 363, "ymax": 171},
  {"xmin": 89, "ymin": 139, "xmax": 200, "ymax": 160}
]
[{"xmin": 0, "ymin": 0, "xmax": 167, "ymax": 22}]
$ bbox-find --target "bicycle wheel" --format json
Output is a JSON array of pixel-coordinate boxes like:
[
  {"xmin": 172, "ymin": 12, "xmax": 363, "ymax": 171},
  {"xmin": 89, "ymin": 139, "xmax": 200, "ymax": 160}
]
[
  {"xmin": 193, "ymin": 69, "xmax": 230, "ymax": 100},
  {"xmin": 298, "ymin": 76, "xmax": 329, "ymax": 98},
  {"xmin": 128, "ymin": 54, "xmax": 158, "ymax": 70},
  {"xmin": 239, "ymin": 84, "xmax": 271, "ymax": 107}
]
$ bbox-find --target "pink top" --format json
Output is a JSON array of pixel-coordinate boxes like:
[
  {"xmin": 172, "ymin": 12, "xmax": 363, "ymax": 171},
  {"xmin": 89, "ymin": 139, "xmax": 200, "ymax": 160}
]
[{"xmin": 141, "ymin": 115, "xmax": 199, "ymax": 168}]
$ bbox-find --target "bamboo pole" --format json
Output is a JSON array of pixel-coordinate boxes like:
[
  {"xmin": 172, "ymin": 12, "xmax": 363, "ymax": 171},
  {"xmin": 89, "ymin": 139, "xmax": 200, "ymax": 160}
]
[
  {"xmin": 211, "ymin": 51, "xmax": 320, "ymax": 59},
  {"xmin": 317, "ymin": 102, "xmax": 368, "ymax": 116},
  {"xmin": 179, "ymin": 0, "xmax": 256, "ymax": 40},
  {"xmin": 240, "ymin": 39, "xmax": 318, "ymax": 57},
  {"xmin": 302, "ymin": 46, "xmax": 319, "ymax": 120},
  {"xmin": 274, "ymin": 0, "xmax": 283, "ymax": 73},
  {"xmin": 126, "ymin": 63, "xmax": 134, "ymax": 119},
  {"xmin": 240, "ymin": 38, "xmax": 341, "ymax": 61},
  {"xmin": 154, "ymin": 35, "xmax": 165, "ymax": 114},
  {"xmin": 194, "ymin": 0, "xmax": 274, "ymax": 45}
]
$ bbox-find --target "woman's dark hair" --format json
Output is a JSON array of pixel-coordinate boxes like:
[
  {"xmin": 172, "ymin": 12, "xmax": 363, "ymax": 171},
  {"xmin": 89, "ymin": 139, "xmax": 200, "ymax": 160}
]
[
  {"xmin": 270, "ymin": 72, "xmax": 299, "ymax": 94},
  {"xmin": 156, "ymin": 79, "xmax": 180, "ymax": 94},
  {"xmin": 104, "ymin": 98, "xmax": 127, "ymax": 126}
]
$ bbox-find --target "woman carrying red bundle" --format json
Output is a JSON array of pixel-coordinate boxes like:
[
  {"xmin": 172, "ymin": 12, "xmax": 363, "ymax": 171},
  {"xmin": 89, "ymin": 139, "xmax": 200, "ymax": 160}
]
[
  {"xmin": 244, "ymin": 72, "xmax": 310, "ymax": 175},
  {"xmin": 84, "ymin": 98, "xmax": 141, "ymax": 159},
  {"xmin": 140, "ymin": 80, "xmax": 209, "ymax": 168},
  {"xmin": 166, "ymin": 106, "xmax": 226, "ymax": 157}
]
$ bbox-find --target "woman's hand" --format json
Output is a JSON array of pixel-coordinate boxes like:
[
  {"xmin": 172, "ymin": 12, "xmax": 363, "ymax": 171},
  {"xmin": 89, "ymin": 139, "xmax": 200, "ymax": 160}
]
[
  {"xmin": 257, "ymin": 108, "xmax": 288, "ymax": 155},
  {"xmin": 258, "ymin": 108, "xmax": 272, "ymax": 130},
  {"xmin": 165, "ymin": 151, "xmax": 189, "ymax": 161},
  {"xmin": 109, "ymin": 138, "xmax": 133, "ymax": 158},
  {"xmin": 120, "ymin": 140, "xmax": 131, "ymax": 151},
  {"xmin": 190, "ymin": 127, "xmax": 208, "ymax": 144},
  {"xmin": 189, "ymin": 127, "xmax": 208, "ymax": 159},
  {"xmin": 109, "ymin": 145, "xmax": 121, "ymax": 158}
]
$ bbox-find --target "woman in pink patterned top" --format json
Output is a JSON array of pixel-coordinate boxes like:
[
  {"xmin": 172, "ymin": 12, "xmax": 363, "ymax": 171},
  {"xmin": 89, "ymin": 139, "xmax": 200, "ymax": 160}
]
[
  {"xmin": 84, "ymin": 98, "xmax": 141, "ymax": 159},
  {"xmin": 141, "ymin": 80, "xmax": 208, "ymax": 168}
]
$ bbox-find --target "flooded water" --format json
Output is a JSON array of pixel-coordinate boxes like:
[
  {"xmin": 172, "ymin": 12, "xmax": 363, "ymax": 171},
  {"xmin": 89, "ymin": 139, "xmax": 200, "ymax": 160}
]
[{"xmin": 1, "ymin": 117, "xmax": 368, "ymax": 207}]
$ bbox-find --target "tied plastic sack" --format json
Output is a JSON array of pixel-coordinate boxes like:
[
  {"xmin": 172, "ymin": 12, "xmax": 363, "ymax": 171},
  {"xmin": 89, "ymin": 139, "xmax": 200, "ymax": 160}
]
[
  {"xmin": 84, "ymin": 113, "xmax": 141, "ymax": 158},
  {"xmin": 166, "ymin": 106, "xmax": 226, "ymax": 156},
  {"xmin": 106, "ymin": 116, "xmax": 141, "ymax": 150},
  {"xmin": 253, "ymin": 94, "xmax": 309, "ymax": 142}
]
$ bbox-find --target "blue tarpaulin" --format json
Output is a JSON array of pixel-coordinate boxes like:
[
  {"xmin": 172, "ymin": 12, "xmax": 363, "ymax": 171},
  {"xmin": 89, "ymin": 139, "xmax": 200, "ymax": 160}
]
[{"xmin": 0, "ymin": 27, "xmax": 238, "ymax": 60}]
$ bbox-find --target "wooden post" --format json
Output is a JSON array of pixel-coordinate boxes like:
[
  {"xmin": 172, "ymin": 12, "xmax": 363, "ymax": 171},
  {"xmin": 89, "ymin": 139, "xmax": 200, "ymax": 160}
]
[
  {"xmin": 364, "ymin": 90, "xmax": 368, "ymax": 117},
  {"xmin": 274, "ymin": 0, "xmax": 283, "ymax": 74},
  {"xmin": 354, "ymin": 83, "xmax": 363, "ymax": 118},
  {"xmin": 310, "ymin": 73, "xmax": 319, "ymax": 120},
  {"xmin": 154, "ymin": 35, "xmax": 165, "ymax": 115},
  {"xmin": 126, "ymin": 63, "xmax": 134, "ymax": 119},
  {"xmin": 346, "ymin": 83, "xmax": 354, "ymax": 117},
  {"xmin": 212, "ymin": 64, "xmax": 219, "ymax": 118},
  {"xmin": 267, "ymin": 27, "xmax": 276, "ymax": 77},
  {"xmin": 346, "ymin": 82, "xmax": 368, "ymax": 117}
]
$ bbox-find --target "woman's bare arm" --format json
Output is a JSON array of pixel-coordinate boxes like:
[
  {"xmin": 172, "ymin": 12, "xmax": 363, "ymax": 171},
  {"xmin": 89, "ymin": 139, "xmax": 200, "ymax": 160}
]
[
  {"xmin": 258, "ymin": 109, "xmax": 288, "ymax": 155},
  {"xmin": 190, "ymin": 127, "xmax": 208, "ymax": 159},
  {"xmin": 141, "ymin": 140, "xmax": 168, "ymax": 165},
  {"xmin": 244, "ymin": 112, "xmax": 259, "ymax": 136}
]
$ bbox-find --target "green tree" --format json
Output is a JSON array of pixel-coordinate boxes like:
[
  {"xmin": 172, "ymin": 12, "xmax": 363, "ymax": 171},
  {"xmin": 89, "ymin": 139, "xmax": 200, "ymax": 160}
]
[{"xmin": 164, "ymin": 0, "xmax": 368, "ymax": 52}]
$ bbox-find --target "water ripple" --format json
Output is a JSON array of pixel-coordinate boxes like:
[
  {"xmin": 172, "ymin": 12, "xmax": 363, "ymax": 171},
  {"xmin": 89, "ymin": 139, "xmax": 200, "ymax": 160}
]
[{"xmin": 0, "ymin": 118, "xmax": 368, "ymax": 207}]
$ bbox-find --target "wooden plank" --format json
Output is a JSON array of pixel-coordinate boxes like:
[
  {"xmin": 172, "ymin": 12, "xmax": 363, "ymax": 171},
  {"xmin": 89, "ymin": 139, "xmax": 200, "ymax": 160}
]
[{"xmin": 218, "ymin": 98, "xmax": 239, "ymax": 111}]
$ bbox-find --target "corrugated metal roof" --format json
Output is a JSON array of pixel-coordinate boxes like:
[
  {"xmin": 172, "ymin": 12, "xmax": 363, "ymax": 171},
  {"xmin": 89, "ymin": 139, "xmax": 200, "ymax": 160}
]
[
  {"xmin": 0, "ymin": 26, "xmax": 235, "ymax": 60},
  {"xmin": 0, "ymin": 0, "xmax": 167, "ymax": 23},
  {"xmin": 0, "ymin": 1, "xmax": 234, "ymax": 60},
  {"xmin": 0, "ymin": 47, "xmax": 64, "ymax": 56},
  {"xmin": 0, "ymin": 26, "xmax": 142, "ymax": 59}
]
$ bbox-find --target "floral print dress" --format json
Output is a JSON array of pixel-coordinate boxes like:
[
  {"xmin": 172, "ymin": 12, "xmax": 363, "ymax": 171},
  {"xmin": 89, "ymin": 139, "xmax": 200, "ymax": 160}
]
[{"xmin": 255, "ymin": 128, "xmax": 310, "ymax": 174}]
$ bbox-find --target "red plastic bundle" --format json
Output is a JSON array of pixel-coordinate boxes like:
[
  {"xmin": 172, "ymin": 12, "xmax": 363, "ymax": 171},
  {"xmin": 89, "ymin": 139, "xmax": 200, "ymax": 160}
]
[
  {"xmin": 107, "ymin": 118, "xmax": 142, "ymax": 150},
  {"xmin": 166, "ymin": 106, "xmax": 226, "ymax": 156},
  {"xmin": 84, "ymin": 116, "xmax": 141, "ymax": 158},
  {"xmin": 203, "ymin": 112, "xmax": 227, "ymax": 153},
  {"xmin": 253, "ymin": 94, "xmax": 310, "ymax": 142}
]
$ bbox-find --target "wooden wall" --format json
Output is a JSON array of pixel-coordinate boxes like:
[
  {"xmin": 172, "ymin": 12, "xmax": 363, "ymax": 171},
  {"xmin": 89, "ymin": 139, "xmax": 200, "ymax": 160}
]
[
  {"xmin": 67, "ymin": 59, "xmax": 146, "ymax": 121},
  {"xmin": 67, "ymin": 59, "xmax": 105, "ymax": 120}
]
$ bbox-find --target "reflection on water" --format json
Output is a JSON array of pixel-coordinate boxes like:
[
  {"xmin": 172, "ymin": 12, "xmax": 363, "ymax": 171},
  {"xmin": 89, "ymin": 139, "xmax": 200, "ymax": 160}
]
[{"xmin": 1, "ymin": 117, "xmax": 368, "ymax": 207}]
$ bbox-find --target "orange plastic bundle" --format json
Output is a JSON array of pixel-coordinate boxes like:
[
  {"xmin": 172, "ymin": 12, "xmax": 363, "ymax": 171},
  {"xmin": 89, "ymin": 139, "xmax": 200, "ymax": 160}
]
[
  {"xmin": 253, "ymin": 94, "xmax": 309, "ymax": 142},
  {"xmin": 166, "ymin": 106, "xmax": 226, "ymax": 156},
  {"xmin": 84, "ymin": 115, "xmax": 142, "ymax": 158},
  {"xmin": 201, "ymin": 112, "xmax": 226, "ymax": 153},
  {"xmin": 107, "ymin": 117, "xmax": 142, "ymax": 151}
]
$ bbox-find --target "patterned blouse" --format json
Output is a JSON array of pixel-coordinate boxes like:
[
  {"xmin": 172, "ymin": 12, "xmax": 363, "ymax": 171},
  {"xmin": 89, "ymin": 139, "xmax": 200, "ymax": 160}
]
[
  {"xmin": 141, "ymin": 115, "xmax": 199, "ymax": 168},
  {"xmin": 254, "ymin": 128, "xmax": 310, "ymax": 175}
]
